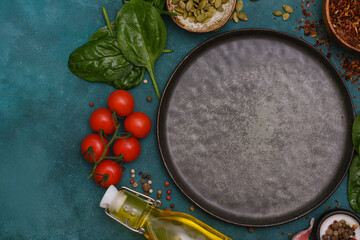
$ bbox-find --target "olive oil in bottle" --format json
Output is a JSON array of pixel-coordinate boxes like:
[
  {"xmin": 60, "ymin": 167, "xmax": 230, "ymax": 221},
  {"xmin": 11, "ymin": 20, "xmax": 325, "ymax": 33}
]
[{"xmin": 100, "ymin": 185, "xmax": 232, "ymax": 240}]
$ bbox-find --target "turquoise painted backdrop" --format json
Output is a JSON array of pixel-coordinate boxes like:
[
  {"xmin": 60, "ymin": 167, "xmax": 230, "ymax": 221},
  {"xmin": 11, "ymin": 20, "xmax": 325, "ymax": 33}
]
[{"xmin": 0, "ymin": 0, "xmax": 358, "ymax": 239}]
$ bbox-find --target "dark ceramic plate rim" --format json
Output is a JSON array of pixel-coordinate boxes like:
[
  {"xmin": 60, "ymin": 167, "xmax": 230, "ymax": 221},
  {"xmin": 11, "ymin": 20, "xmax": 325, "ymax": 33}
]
[
  {"xmin": 156, "ymin": 29, "xmax": 355, "ymax": 227},
  {"xmin": 315, "ymin": 209, "xmax": 360, "ymax": 239}
]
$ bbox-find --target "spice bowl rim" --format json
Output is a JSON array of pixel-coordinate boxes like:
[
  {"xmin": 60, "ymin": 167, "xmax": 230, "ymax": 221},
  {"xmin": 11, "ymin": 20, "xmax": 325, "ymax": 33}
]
[
  {"xmin": 322, "ymin": 0, "xmax": 360, "ymax": 55},
  {"xmin": 166, "ymin": 0, "xmax": 236, "ymax": 33},
  {"xmin": 315, "ymin": 209, "xmax": 360, "ymax": 240}
]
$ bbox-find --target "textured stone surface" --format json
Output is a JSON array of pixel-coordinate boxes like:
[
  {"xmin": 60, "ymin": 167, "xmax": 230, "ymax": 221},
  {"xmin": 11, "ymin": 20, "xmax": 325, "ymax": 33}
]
[{"xmin": 158, "ymin": 32, "xmax": 354, "ymax": 226}]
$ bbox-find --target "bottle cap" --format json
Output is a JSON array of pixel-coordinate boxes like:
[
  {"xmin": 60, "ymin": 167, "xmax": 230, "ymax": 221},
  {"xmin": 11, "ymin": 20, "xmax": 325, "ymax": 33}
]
[{"xmin": 100, "ymin": 185, "xmax": 119, "ymax": 208}]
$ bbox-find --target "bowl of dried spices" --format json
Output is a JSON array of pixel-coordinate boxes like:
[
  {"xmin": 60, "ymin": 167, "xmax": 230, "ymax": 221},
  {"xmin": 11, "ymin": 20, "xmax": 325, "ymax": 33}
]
[
  {"xmin": 323, "ymin": 0, "xmax": 360, "ymax": 55},
  {"xmin": 166, "ymin": 0, "xmax": 236, "ymax": 33},
  {"xmin": 316, "ymin": 209, "xmax": 360, "ymax": 240}
]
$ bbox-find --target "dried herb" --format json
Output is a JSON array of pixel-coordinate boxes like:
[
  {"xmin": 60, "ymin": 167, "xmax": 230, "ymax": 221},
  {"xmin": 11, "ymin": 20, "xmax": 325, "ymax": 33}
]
[{"xmin": 329, "ymin": 0, "xmax": 360, "ymax": 49}]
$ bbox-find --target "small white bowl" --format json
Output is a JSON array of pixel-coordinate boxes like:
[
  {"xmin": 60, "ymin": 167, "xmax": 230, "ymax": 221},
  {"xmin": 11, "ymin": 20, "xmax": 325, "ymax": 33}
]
[
  {"xmin": 316, "ymin": 210, "xmax": 360, "ymax": 239},
  {"xmin": 166, "ymin": 0, "xmax": 236, "ymax": 33}
]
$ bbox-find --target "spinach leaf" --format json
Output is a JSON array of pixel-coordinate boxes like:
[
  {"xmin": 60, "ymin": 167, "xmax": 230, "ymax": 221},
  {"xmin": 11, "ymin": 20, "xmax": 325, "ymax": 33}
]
[
  {"xmin": 68, "ymin": 36, "xmax": 145, "ymax": 89},
  {"xmin": 353, "ymin": 114, "xmax": 360, "ymax": 154},
  {"xmin": 90, "ymin": 21, "xmax": 116, "ymax": 41},
  {"xmin": 348, "ymin": 155, "xmax": 360, "ymax": 213},
  {"xmin": 116, "ymin": 0, "xmax": 167, "ymax": 98}
]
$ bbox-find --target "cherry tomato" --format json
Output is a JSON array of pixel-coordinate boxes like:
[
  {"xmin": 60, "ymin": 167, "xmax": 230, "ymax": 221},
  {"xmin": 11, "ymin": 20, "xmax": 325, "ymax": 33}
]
[
  {"xmin": 107, "ymin": 90, "xmax": 135, "ymax": 117},
  {"xmin": 93, "ymin": 160, "xmax": 122, "ymax": 188},
  {"xmin": 89, "ymin": 108, "xmax": 116, "ymax": 135},
  {"xmin": 81, "ymin": 134, "xmax": 109, "ymax": 163},
  {"xmin": 113, "ymin": 137, "xmax": 141, "ymax": 162},
  {"xmin": 124, "ymin": 112, "xmax": 151, "ymax": 138}
]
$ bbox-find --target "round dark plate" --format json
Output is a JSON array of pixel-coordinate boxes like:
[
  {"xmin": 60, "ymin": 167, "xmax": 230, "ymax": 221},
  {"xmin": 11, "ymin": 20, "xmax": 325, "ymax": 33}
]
[{"xmin": 157, "ymin": 29, "xmax": 355, "ymax": 227}]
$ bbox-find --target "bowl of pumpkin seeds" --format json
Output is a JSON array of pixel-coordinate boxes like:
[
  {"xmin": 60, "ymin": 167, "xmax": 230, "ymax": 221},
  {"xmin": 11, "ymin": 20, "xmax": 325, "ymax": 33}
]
[{"xmin": 167, "ymin": 0, "xmax": 236, "ymax": 32}]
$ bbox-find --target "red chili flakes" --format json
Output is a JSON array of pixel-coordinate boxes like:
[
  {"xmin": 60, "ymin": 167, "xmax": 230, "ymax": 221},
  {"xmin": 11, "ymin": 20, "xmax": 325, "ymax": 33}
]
[
  {"xmin": 89, "ymin": 102, "xmax": 94, "ymax": 107},
  {"xmin": 327, "ymin": 205, "xmax": 331, "ymax": 209},
  {"xmin": 329, "ymin": 0, "xmax": 360, "ymax": 49}
]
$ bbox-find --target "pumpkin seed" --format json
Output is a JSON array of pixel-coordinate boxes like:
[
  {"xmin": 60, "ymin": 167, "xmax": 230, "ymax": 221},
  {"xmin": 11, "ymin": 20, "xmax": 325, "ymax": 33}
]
[
  {"xmin": 201, "ymin": 9, "xmax": 205, "ymax": 14},
  {"xmin": 175, "ymin": 7, "xmax": 185, "ymax": 13},
  {"xmin": 198, "ymin": 0, "xmax": 207, "ymax": 9},
  {"xmin": 204, "ymin": 3, "xmax": 211, "ymax": 10},
  {"xmin": 233, "ymin": 12, "xmax": 239, "ymax": 23},
  {"xmin": 203, "ymin": 17, "xmax": 211, "ymax": 23},
  {"xmin": 189, "ymin": 11, "xmax": 193, "ymax": 16},
  {"xmin": 189, "ymin": 16, "xmax": 195, "ymax": 22},
  {"xmin": 179, "ymin": 1, "xmax": 186, "ymax": 9},
  {"xmin": 210, "ymin": 0, "xmax": 215, "ymax": 4},
  {"xmin": 237, "ymin": 11, "xmax": 248, "ymax": 21},
  {"xmin": 273, "ymin": 10, "xmax": 283, "ymax": 16},
  {"xmin": 196, "ymin": 14, "xmax": 207, "ymax": 22},
  {"xmin": 236, "ymin": 0, "xmax": 243, "ymax": 12},
  {"xmin": 194, "ymin": 0, "xmax": 199, "ymax": 3},
  {"xmin": 208, "ymin": 6, "xmax": 217, "ymax": 12},
  {"xmin": 183, "ymin": 11, "xmax": 188, "ymax": 19},
  {"xmin": 196, "ymin": 9, "xmax": 201, "ymax": 15},
  {"xmin": 172, "ymin": 0, "xmax": 179, "ymax": 4},
  {"xmin": 221, "ymin": 0, "xmax": 229, "ymax": 3},
  {"xmin": 217, "ymin": 5, "xmax": 224, "ymax": 12},
  {"xmin": 214, "ymin": 0, "xmax": 221, "ymax": 8},
  {"xmin": 186, "ymin": 0, "xmax": 193, "ymax": 11},
  {"xmin": 282, "ymin": 12, "xmax": 290, "ymax": 21},
  {"xmin": 205, "ymin": 11, "xmax": 214, "ymax": 17},
  {"xmin": 282, "ymin": 5, "xmax": 293, "ymax": 14},
  {"xmin": 194, "ymin": 10, "xmax": 198, "ymax": 17}
]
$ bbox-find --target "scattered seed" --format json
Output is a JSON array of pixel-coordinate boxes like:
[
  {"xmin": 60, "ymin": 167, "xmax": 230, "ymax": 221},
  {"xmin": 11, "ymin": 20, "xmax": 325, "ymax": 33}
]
[
  {"xmin": 131, "ymin": 169, "xmax": 135, "ymax": 174},
  {"xmin": 273, "ymin": 10, "xmax": 283, "ymax": 16},
  {"xmin": 146, "ymin": 96, "xmax": 152, "ymax": 102},
  {"xmin": 170, "ymin": 204, "xmax": 175, "ymax": 208},
  {"xmin": 248, "ymin": 227, "xmax": 255, "ymax": 233},
  {"xmin": 232, "ymin": 12, "xmax": 239, "ymax": 23},
  {"xmin": 157, "ymin": 190, "xmax": 162, "ymax": 194},
  {"xmin": 142, "ymin": 174, "xmax": 147, "ymax": 178},
  {"xmin": 190, "ymin": 205, "xmax": 195, "ymax": 211},
  {"xmin": 149, "ymin": 189, "xmax": 153, "ymax": 193},
  {"xmin": 141, "ymin": 179, "xmax": 145, "ymax": 184},
  {"xmin": 238, "ymin": 11, "xmax": 248, "ymax": 21},
  {"xmin": 167, "ymin": 189, "xmax": 172, "ymax": 194},
  {"xmin": 165, "ymin": 181, "xmax": 170, "ymax": 187},
  {"xmin": 131, "ymin": 174, "xmax": 135, "ymax": 178},
  {"xmin": 143, "ymin": 79, "xmax": 148, "ymax": 84},
  {"xmin": 157, "ymin": 194, "xmax": 162, "ymax": 199},
  {"xmin": 143, "ymin": 183, "xmax": 151, "ymax": 192},
  {"xmin": 148, "ymin": 180, "xmax": 152, "ymax": 184},
  {"xmin": 282, "ymin": 12, "xmax": 290, "ymax": 21},
  {"xmin": 166, "ymin": 195, "xmax": 171, "ymax": 200},
  {"xmin": 89, "ymin": 102, "xmax": 94, "ymax": 107},
  {"xmin": 165, "ymin": 207, "xmax": 172, "ymax": 211},
  {"xmin": 132, "ymin": 182, "xmax": 138, "ymax": 188},
  {"xmin": 130, "ymin": 179, "xmax": 134, "ymax": 184},
  {"xmin": 282, "ymin": 4, "xmax": 293, "ymax": 14},
  {"xmin": 139, "ymin": 171, "xmax": 143, "ymax": 175},
  {"xmin": 147, "ymin": 175, "xmax": 151, "ymax": 179},
  {"xmin": 236, "ymin": 0, "xmax": 243, "ymax": 12}
]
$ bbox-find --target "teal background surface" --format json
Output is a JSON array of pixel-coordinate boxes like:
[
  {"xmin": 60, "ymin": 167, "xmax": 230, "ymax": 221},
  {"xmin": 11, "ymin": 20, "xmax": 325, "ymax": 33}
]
[{"xmin": 0, "ymin": 0, "xmax": 359, "ymax": 239}]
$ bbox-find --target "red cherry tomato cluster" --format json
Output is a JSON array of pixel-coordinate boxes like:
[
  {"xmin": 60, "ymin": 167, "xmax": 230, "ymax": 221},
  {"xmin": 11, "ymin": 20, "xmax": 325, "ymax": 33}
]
[{"xmin": 81, "ymin": 90, "xmax": 152, "ymax": 188}]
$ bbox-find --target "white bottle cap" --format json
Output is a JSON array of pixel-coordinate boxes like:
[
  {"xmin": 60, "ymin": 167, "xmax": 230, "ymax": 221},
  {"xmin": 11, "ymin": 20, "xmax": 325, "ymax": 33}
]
[{"xmin": 100, "ymin": 185, "xmax": 119, "ymax": 208}]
